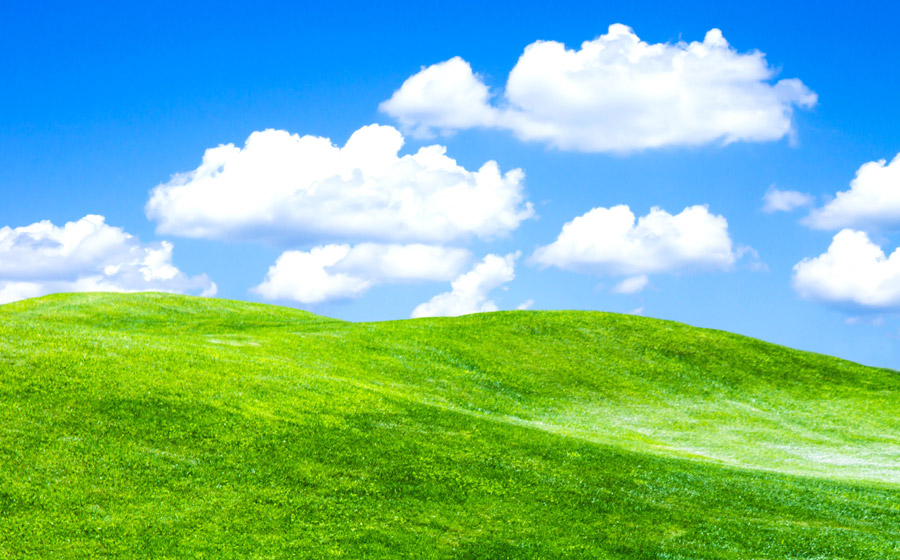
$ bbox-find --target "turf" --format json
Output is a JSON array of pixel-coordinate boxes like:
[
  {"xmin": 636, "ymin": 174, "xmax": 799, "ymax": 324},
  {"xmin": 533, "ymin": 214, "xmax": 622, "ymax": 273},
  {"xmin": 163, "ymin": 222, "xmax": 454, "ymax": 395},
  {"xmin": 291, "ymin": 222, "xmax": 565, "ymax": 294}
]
[{"xmin": 1, "ymin": 292, "xmax": 898, "ymax": 558}]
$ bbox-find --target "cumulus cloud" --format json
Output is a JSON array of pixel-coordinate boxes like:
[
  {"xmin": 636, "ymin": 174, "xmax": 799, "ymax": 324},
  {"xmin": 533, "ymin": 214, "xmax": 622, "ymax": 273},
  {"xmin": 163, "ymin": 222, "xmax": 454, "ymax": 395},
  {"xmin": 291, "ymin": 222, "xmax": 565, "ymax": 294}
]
[
  {"xmin": 532, "ymin": 205, "xmax": 736, "ymax": 279},
  {"xmin": 411, "ymin": 253, "xmax": 518, "ymax": 318},
  {"xmin": 762, "ymin": 186, "xmax": 814, "ymax": 213},
  {"xmin": 381, "ymin": 24, "xmax": 816, "ymax": 152},
  {"xmin": 253, "ymin": 243, "xmax": 471, "ymax": 304},
  {"xmin": 146, "ymin": 124, "xmax": 533, "ymax": 243},
  {"xmin": 804, "ymin": 153, "xmax": 900, "ymax": 230},
  {"xmin": 792, "ymin": 229, "xmax": 900, "ymax": 310},
  {"xmin": 379, "ymin": 57, "xmax": 499, "ymax": 138},
  {"xmin": 0, "ymin": 215, "xmax": 215, "ymax": 304}
]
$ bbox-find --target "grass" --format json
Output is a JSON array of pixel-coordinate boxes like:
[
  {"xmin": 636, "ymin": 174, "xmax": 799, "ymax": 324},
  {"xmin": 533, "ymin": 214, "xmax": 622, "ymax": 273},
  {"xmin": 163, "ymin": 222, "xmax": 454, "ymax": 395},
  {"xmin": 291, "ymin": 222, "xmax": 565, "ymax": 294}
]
[{"xmin": 1, "ymin": 292, "xmax": 898, "ymax": 558}]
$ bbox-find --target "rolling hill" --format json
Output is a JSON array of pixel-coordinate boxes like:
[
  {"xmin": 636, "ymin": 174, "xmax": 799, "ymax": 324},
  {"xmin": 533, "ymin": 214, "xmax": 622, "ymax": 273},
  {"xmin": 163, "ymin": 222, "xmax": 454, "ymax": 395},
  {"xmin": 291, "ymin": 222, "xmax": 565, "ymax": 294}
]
[{"xmin": 1, "ymin": 292, "xmax": 898, "ymax": 558}]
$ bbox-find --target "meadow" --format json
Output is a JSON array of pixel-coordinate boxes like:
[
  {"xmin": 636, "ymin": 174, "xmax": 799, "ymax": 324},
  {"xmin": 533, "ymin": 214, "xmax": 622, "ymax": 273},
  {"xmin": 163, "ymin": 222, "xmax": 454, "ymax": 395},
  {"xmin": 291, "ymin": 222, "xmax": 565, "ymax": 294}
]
[{"xmin": 1, "ymin": 293, "xmax": 898, "ymax": 558}]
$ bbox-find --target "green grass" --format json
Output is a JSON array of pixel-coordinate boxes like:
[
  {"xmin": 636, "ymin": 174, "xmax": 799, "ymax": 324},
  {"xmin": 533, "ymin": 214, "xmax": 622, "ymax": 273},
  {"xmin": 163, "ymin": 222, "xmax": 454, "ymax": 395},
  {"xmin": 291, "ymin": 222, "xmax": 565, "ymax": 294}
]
[{"xmin": 1, "ymin": 292, "xmax": 898, "ymax": 558}]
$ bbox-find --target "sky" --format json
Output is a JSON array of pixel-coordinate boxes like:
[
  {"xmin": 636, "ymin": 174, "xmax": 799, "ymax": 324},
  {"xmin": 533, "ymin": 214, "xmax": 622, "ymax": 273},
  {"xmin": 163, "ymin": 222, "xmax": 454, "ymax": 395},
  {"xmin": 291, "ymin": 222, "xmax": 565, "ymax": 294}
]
[{"xmin": 2, "ymin": 1, "xmax": 900, "ymax": 368}]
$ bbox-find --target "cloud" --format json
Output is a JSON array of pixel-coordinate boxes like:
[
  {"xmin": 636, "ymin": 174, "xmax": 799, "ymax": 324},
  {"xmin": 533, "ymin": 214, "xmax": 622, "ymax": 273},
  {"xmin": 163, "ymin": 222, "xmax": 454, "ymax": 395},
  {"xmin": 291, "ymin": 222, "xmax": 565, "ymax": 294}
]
[
  {"xmin": 0, "ymin": 215, "xmax": 215, "ymax": 304},
  {"xmin": 381, "ymin": 24, "xmax": 816, "ymax": 152},
  {"xmin": 793, "ymin": 229, "xmax": 900, "ymax": 311},
  {"xmin": 762, "ymin": 186, "xmax": 814, "ymax": 213},
  {"xmin": 804, "ymin": 153, "xmax": 900, "ymax": 230},
  {"xmin": 532, "ymin": 205, "xmax": 736, "ymax": 279},
  {"xmin": 735, "ymin": 245, "xmax": 769, "ymax": 272},
  {"xmin": 411, "ymin": 252, "xmax": 518, "ymax": 318},
  {"xmin": 253, "ymin": 243, "xmax": 471, "ymax": 304},
  {"xmin": 516, "ymin": 298, "xmax": 535, "ymax": 310},
  {"xmin": 612, "ymin": 275, "xmax": 650, "ymax": 294},
  {"xmin": 146, "ymin": 124, "xmax": 533, "ymax": 243},
  {"xmin": 378, "ymin": 57, "xmax": 499, "ymax": 138}
]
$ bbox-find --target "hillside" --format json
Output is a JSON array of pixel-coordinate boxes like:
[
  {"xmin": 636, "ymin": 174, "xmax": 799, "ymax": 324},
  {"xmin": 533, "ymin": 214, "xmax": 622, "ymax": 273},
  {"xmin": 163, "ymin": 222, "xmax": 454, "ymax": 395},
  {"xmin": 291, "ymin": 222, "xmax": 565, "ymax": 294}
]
[{"xmin": 1, "ymin": 292, "xmax": 898, "ymax": 558}]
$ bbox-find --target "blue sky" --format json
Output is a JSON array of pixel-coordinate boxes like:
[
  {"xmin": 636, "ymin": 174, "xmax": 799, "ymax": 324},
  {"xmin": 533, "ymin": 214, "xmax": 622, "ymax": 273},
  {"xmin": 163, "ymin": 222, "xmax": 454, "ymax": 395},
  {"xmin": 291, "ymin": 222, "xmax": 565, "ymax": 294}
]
[{"xmin": 2, "ymin": 1, "xmax": 900, "ymax": 368}]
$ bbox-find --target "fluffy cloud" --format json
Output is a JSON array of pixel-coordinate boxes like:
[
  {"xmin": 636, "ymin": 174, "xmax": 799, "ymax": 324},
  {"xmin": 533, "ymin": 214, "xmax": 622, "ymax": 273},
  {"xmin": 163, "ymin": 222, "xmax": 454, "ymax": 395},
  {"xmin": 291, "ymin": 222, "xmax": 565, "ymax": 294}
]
[
  {"xmin": 411, "ymin": 253, "xmax": 518, "ymax": 318},
  {"xmin": 0, "ymin": 215, "xmax": 215, "ymax": 304},
  {"xmin": 762, "ymin": 186, "xmax": 814, "ymax": 213},
  {"xmin": 381, "ymin": 24, "xmax": 816, "ymax": 152},
  {"xmin": 532, "ymin": 205, "xmax": 736, "ymax": 279},
  {"xmin": 253, "ymin": 243, "xmax": 471, "ymax": 304},
  {"xmin": 793, "ymin": 229, "xmax": 900, "ymax": 310},
  {"xmin": 379, "ymin": 57, "xmax": 499, "ymax": 138},
  {"xmin": 804, "ymin": 153, "xmax": 900, "ymax": 230},
  {"xmin": 146, "ymin": 124, "xmax": 533, "ymax": 243}
]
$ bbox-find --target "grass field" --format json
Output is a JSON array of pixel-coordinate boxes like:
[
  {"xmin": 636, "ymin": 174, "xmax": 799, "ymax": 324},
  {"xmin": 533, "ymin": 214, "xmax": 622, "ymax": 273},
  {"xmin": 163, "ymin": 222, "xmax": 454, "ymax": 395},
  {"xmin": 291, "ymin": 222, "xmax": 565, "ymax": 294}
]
[{"xmin": 1, "ymin": 292, "xmax": 898, "ymax": 558}]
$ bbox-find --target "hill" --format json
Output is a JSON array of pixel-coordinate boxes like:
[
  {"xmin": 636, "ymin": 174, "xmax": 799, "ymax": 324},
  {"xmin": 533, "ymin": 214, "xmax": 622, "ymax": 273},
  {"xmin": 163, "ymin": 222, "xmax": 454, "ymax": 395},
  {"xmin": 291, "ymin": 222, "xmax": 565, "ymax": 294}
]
[{"xmin": 1, "ymin": 292, "xmax": 898, "ymax": 558}]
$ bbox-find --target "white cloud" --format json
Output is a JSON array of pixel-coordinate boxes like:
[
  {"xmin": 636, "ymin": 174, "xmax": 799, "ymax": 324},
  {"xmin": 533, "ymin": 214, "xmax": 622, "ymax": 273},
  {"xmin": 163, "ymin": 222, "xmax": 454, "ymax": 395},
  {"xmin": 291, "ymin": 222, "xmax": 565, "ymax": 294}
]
[
  {"xmin": 804, "ymin": 153, "xmax": 900, "ymax": 230},
  {"xmin": 381, "ymin": 24, "xmax": 816, "ymax": 152},
  {"xmin": 612, "ymin": 275, "xmax": 650, "ymax": 294},
  {"xmin": 379, "ymin": 57, "xmax": 499, "ymax": 138},
  {"xmin": 0, "ymin": 215, "xmax": 215, "ymax": 304},
  {"xmin": 762, "ymin": 186, "xmax": 814, "ymax": 213},
  {"xmin": 793, "ymin": 229, "xmax": 900, "ymax": 310},
  {"xmin": 516, "ymin": 298, "xmax": 535, "ymax": 310},
  {"xmin": 335, "ymin": 243, "xmax": 471, "ymax": 282},
  {"xmin": 146, "ymin": 124, "xmax": 533, "ymax": 243},
  {"xmin": 411, "ymin": 253, "xmax": 518, "ymax": 318},
  {"xmin": 532, "ymin": 205, "xmax": 736, "ymax": 279},
  {"xmin": 252, "ymin": 245, "xmax": 372, "ymax": 304},
  {"xmin": 253, "ymin": 243, "xmax": 471, "ymax": 304},
  {"xmin": 0, "ymin": 282, "xmax": 47, "ymax": 304}
]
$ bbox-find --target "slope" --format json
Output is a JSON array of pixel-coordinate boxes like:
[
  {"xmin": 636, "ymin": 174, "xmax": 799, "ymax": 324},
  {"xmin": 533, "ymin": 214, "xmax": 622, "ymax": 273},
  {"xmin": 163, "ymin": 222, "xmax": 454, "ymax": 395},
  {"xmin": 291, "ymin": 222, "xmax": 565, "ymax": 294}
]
[{"xmin": 0, "ymin": 292, "xmax": 898, "ymax": 559}]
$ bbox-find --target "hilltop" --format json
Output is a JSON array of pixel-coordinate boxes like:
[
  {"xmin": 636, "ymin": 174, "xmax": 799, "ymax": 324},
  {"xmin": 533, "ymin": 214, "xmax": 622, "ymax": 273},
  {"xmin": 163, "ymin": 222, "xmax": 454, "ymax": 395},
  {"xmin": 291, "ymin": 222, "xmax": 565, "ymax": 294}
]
[{"xmin": 1, "ymin": 293, "xmax": 898, "ymax": 558}]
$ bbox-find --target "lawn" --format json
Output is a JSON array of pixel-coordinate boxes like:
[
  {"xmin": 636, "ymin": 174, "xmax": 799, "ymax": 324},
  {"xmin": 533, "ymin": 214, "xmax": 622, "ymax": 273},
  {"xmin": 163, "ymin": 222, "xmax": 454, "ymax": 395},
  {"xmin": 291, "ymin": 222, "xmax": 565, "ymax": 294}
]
[{"xmin": 1, "ymin": 292, "xmax": 898, "ymax": 558}]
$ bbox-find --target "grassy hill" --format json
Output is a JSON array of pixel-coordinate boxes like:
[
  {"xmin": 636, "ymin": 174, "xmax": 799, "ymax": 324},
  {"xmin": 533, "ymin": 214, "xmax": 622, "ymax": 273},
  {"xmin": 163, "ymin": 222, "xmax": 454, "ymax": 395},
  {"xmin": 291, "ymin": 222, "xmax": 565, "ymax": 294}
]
[{"xmin": 1, "ymin": 292, "xmax": 898, "ymax": 559}]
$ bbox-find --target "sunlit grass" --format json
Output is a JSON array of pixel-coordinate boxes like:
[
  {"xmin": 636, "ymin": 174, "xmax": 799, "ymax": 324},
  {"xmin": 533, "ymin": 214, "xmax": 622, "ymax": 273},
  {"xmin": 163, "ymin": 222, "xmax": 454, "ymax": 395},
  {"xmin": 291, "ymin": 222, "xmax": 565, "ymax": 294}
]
[{"xmin": 1, "ymin": 292, "xmax": 898, "ymax": 558}]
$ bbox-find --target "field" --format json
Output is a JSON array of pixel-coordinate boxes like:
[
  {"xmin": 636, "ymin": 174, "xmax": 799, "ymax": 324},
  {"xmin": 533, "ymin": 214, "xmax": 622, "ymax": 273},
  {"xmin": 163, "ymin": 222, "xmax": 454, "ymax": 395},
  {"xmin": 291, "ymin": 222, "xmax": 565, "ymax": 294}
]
[{"xmin": 1, "ymin": 292, "xmax": 898, "ymax": 558}]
